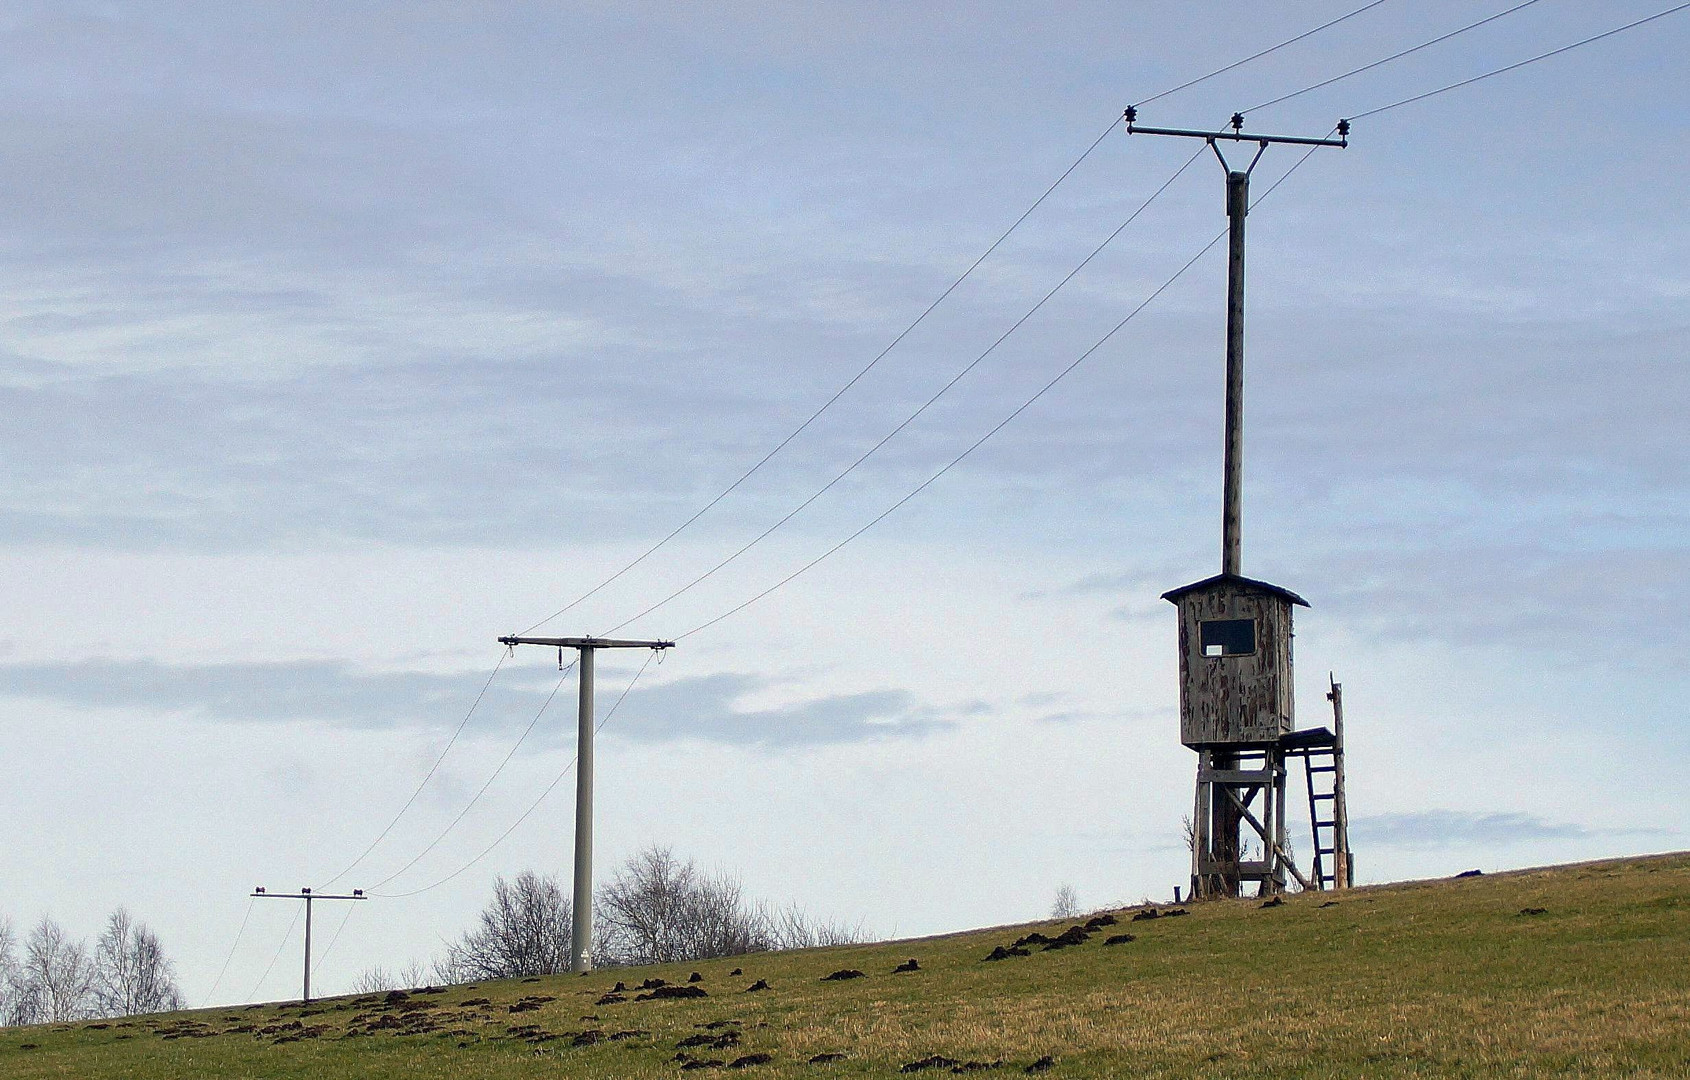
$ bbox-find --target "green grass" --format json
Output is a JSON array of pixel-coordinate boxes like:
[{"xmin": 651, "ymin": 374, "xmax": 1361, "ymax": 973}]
[{"xmin": 5, "ymin": 852, "xmax": 1689, "ymax": 1078}]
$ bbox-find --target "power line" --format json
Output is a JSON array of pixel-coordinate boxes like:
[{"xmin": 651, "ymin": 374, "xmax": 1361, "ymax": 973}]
[
  {"xmin": 1246, "ymin": 0, "xmax": 1546, "ymax": 114},
  {"xmin": 1349, "ymin": 1, "xmax": 1690, "ymax": 121},
  {"xmin": 320, "ymin": 649, "xmax": 510, "ymax": 887},
  {"xmin": 1135, "ymin": 0, "xmax": 1395, "ymax": 107},
  {"xmin": 517, "ymin": 120, "xmax": 1123, "ymax": 637},
  {"xmin": 366, "ymin": 661, "xmax": 576, "ymax": 891},
  {"xmin": 601, "ymin": 145, "xmax": 1209, "ymax": 636},
  {"xmin": 374, "ymin": 651, "xmax": 657, "ymax": 900},
  {"xmin": 598, "ymin": 0, "xmax": 1583, "ymax": 640},
  {"xmin": 638, "ymin": 2, "xmax": 1687, "ymax": 640},
  {"xmin": 518, "ymin": 3, "xmax": 1402, "ymax": 639},
  {"xmin": 247, "ymin": 905, "xmax": 301, "ymax": 1003},
  {"xmin": 200, "ymin": 896, "xmax": 255, "ymax": 1008},
  {"xmin": 314, "ymin": 902, "xmax": 358, "ymax": 970},
  {"xmin": 674, "ymin": 136, "xmax": 1337, "ymax": 643}
]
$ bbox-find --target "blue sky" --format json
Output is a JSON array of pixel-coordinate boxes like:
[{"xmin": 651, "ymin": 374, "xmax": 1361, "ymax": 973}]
[{"xmin": 0, "ymin": 1, "xmax": 1686, "ymax": 1004}]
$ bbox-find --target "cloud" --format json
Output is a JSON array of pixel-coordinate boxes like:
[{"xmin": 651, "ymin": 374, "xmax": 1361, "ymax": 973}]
[
  {"xmin": 1349, "ymin": 809, "xmax": 1612, "ymax": 850},
  {"xmin": 608, "ymin": 672, "xmax": 956, "ymax": 748},
  {"xmin": 0, "ymin": 656, "xmax": 552, "ymax": 730},
  {"xmin": 0, "ymin": 657, "xmax": 952, "ymax": 747}
]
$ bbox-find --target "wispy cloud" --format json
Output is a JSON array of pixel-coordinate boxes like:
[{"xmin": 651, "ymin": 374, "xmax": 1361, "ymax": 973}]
[
  {"xmin": 0, "ymin": 658, "xmax": 954, "ymax": 748},
  {"xmin": 608, "ymin": 672, "xmax": 956, "ymax": 748},
  {"xmin": 1348, "ymin": 809, "xmax": 1646, "ymax": 850}
]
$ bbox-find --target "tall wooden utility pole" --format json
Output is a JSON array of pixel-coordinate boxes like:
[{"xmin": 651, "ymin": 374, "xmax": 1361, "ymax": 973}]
[
  {"xmin": 497, "ymin": 635, "xmax": 673, "ymax": 973},
  {"xmin": 250, "ymin": 887, "xmax": 365, "ymax": 1003},
  {"xmin": 1125, "ymin": 109, "xmax": 1347, "ymax": 576}
]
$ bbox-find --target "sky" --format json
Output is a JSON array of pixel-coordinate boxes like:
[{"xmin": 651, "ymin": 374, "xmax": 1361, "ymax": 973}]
[{"xmin": 1, "ymin": 0, "xmax": 1686, "ymax": 1006}]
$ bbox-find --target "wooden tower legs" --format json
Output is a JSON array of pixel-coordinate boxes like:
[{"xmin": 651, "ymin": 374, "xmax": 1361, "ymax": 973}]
[{"xmin": 1190, "ymin": 747, "xmax": 1303, "ymax": 899}]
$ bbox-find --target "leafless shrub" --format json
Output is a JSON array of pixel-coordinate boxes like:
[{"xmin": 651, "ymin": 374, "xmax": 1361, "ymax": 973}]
[
  {"xmin": 1051, "ymin": 884, "xmax": 1080, "ymax": 920},
  {"xmin": 759, "ymin": 903, "xmax": 866, "ymax": 949},
  {"xmin": 348, "ymin": 966, "xmax": 396, "ymax": 994},
  {"xmin": 595, "ymin": 846, "xmax": 866, "ymax": 967},
  {"xmin": 441, "ymin": 871, "xmax": 572, "ymax": 980},
  {"xmin": 91, "ymin": 908, "xmax": 182, "ymax": 1018},
  {"xmin": 350, "ymin": 957, "xmax": 432, "ymax": 994}
]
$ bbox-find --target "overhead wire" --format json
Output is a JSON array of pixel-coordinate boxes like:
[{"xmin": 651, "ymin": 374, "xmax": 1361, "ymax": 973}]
[
  {"xmin": 1134, "ymin": 0, "xmax": 1395, "ymax": 107},
  {"xmin": 1347, "ymin": 1, "xmax": 1690, "ymax": 121},
  {"xmin": 365, "ymin": 661, "xmax": 576, "ymax": 891},
  {"xmin": 516, "ymin": 121, "xmax": 1123, "ymax": 637},
  {"xmin": 319, "ymin": 649, "xmax": 510, "ymax": 888},
  {"xmin": 200, "ymin": 896, "xmax": 255, "ymax": 1008},
  {"xmin": 596, "ymin": 0, "xmax": 1577, "ymax": 639},
  {"xmin": 600, "ymin": 144, "xmax": 1209, "ymax": 636},
  {"xmin": 247, "ymin": 905, "xmax": 302, "ymax": 1003},
  {"xmin": 617, "ymin": 0, "xmax": 1690, "ymax": 640},
  {"xmin": 1244, "ymin": 0, "xmax": 1546, "ymax": 114},
  {"xmin": 314, "ymin": 902, "xmax": 359, "ymax": 977},
  {"xmin": 373, "ymin": 650, "xmax": 659, "ymax": 899},
  {"xmin": 675, "ymin": 135, "xmax": 1339, "ymax": 643},
  {"xmin": 519, "ymin": 1, "xmax": 1410, "ymax": 639}
]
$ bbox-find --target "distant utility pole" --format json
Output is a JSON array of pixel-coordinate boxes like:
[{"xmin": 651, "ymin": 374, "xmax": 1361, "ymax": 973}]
[
  {"xmin": 496, "ymin": 635, "xmax": 674, "ymax": 973},
  {"xmin": 250, "ymin": 886, "xmax": 366, "ymax": 1003},
  {"xmin": 1124, "ymin": 109, "xmax": 1347, "ymax": 574}
]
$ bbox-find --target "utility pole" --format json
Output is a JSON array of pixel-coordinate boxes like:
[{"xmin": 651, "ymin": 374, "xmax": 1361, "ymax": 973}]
[
  {"xmin": 1124, "ymin": 109, "xmax": 1347, "ymax": 575},
  {"xmin": 250, "ymin": 887, "xmax": 366, "ymax": 1003},
  {"xmin": 1138, "ymin": 109, "xmax": 1346, "ymax": 899},
  {"xmin": 496, "ymin": 635, "xmax": 674, "ymax": 973}
]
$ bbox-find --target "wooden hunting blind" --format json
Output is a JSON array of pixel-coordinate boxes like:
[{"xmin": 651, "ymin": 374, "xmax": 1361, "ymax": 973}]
[
  {"xmin": 1164, "ymin": 573, "xmax": 1306, "ymax": 748},
  {"xmin": 1126, "ymin": 110, "xmax": 1353, "ymax": 900}
]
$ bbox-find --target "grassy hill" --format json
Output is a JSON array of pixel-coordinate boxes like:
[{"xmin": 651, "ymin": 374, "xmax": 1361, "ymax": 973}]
[{"xmin": 5, "ymin": 852, "xmax": 1688, "ymax": 1079}]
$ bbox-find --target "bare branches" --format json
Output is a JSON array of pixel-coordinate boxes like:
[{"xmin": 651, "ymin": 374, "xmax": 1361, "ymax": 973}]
[
  {"xmin": 18, "ymin": 917, "xmax": 94, "ymax": 1023},
  {"xmin": 441, "ymin": 871, "xmax": 572, "ymax": 981},
  {"xmin": 595, "ymin": 846, "xmax": 866, "ymax": 967},
  {"xmin": 91, "ymin": 908, "xmax": 183, "ymax": 1018},
  {"xmin": 1051, "ymin": 884, "xmax": 1080, "ymax": 920}
]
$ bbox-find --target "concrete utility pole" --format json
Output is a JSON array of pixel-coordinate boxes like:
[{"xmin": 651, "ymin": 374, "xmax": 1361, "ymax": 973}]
[
  {"xmin": 1124, "ymin": 109, "xmax": 1347, "ymax": 575},
  {"xmin": 250, "ymin": 887, "xmax": 365, "ymax": 1003},
  {"xmin": 497, "ymin": 635, "xmax": 674, "ymax": 973}
]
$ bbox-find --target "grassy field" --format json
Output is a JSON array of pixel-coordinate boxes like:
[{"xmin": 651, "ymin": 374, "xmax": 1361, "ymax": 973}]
[{"xmin": 4, "ymin": 852, "xmax": 1688, "ymax": 1079}]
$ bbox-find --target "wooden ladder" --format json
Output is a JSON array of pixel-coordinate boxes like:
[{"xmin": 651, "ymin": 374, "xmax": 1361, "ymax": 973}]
[{"xmin": 1303, "ymin": 676, "xmax": 1353, "ymax": 890}]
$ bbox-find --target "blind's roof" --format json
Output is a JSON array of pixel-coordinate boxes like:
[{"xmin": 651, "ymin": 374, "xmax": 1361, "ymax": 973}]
[{"xmin": 1161, "ymin": 572, "xmax": 1310, "ymax": 607}]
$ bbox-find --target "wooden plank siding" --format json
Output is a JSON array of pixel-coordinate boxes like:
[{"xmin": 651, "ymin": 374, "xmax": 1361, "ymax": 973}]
[{"xmin": 1172, "ymin": 581, "xmax": 1297, "ymax": 747}]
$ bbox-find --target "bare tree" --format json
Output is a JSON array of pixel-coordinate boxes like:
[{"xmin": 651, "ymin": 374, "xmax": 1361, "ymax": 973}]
[
  {"xmin": 348, "ymin": 967, "xmax": 395, "ymax": 994},
  {"xmin": 398, "ymin": 957, "xmax": 430, "ymax": 988},
  {"xmin": 0, "ymin": 919, "xmax": 24, "ymax": 1026},
  {"xmin": 18, "ymin": 917, "xmax": 93, "ymax": 1023},
  {"xmin": 596, "ymin": 846, "xmax": 767, "ymax": 965},
  {"xmin": 1051, "ymin": 884, "xmax": 1080, "ymax": 920},
  {"xmin": 441, "ymin": 871, "xmax": 572, "ymax": 980},
  {"xmin": 349, "ymin": 958, "xmax": 431, "ymax": 995},
  {"xmin": 761, "ymin": 903, "xmax": 866, "ymax": 950},
  {"xmin": 91, "ymin": 908, "xmax": 183, "ymax": 1018},
  {"xmin": 597, "ymin": 846, "xmax": 866, "ymax": 966}
]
